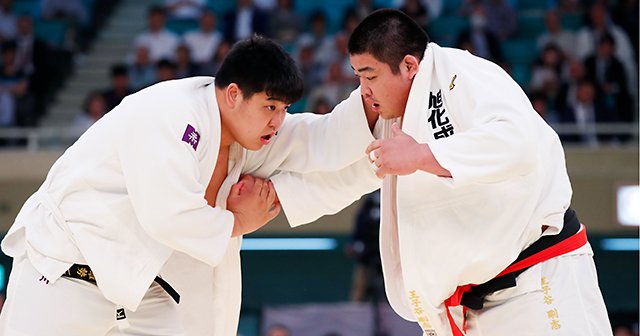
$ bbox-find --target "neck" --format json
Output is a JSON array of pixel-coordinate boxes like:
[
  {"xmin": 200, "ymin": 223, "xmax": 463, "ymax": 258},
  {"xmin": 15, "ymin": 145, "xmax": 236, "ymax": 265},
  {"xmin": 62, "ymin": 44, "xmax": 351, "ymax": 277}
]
[{"xmin": 215, "ymin": 87, "xmax": 235, "ymax": 148}]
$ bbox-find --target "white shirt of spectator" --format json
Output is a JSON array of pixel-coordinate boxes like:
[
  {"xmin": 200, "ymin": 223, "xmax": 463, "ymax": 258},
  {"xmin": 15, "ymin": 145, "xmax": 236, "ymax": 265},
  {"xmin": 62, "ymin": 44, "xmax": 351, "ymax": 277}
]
[
  {"xmin": 182, "ymin": 29, "xmax": 222, "ymax": 64},
  {"xmin": 134, "ymin": 29, "xmax": 180, "ymax": 63},
  {"xmin": 235, "ymin": 8, "xmax": 253, "ymax": 40}
]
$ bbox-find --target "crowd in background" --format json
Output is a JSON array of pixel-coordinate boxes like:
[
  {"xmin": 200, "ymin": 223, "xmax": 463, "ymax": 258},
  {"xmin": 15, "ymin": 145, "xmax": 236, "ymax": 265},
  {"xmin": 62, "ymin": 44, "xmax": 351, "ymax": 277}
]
[{"xmin": 0, "ymin": 0, "xmax": 637, "ymax": 148}]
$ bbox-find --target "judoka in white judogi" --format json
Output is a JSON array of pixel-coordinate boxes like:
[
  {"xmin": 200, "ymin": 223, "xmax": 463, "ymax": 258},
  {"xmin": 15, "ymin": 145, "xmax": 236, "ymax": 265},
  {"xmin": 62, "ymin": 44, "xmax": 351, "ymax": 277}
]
[
  {"xmin": 0, "ymin": 77, "xmax": 374, "ymax": 335},
  {"xmin": 273, "ymin": 43, "xmax": 612, "ymax": 336}
]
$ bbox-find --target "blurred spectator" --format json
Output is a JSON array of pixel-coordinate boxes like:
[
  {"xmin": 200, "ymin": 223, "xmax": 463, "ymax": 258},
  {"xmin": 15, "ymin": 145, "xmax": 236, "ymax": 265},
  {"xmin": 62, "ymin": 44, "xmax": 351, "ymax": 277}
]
[
  {"xmin": 222, "ymin": 0, "xmax": 270, "ymax": 42},
  {"xmin": 14, "ymin": 15, "xmax": 63, "ymax": 124},
  {"xmin": 182, "ymin": 9, "xmax": 223, "ymax": 66},
  {"xmin": 612, "ymin": 0, "xmax": 638, "ymax": 59},
  {"xmin": 0, "ymin": 0, "xmax": 17, "ymax": 42},
  {"xmin": 529, "ymin": 43, "xmax": 566, "ymax": 110},
  {"xmin": 340, "ymin": 9, "xmax": 360, "ymax": 36},
  {"xmin": 575, "ymin": 3, "xmax": 636, "ymax": 97},
  {"xmin": 423, "ymin": 0, "xmax": 443, "ymax": 20},
  {"xmin": 556, "ymin": 59, "xmax": 586, "ymax": 113},
  {"xmin": 310, "ymin": 96, "xmax": 332, "ymax": 115},
  {"xmin": 537, "ymin": 9, "xmax": 577, "ymax": 59},
  {"xmin": 583, "ymin": 33, "xmax": 632, "ymax": 122},
  {"xmin": 455, "ymin": 4, "xmax": 503, "ymax": 63},
  {"xmin": 483, "ymin": 0, "xmax": 517, "ymax": 40},
  {"xmin": 295, "ymin": 41, "xmax": 323, "ymax": 95},
  {"xmin": 156, "ymin": 59, "xmax": 177, "ymax": 82},
  {"xmin": 305, "ymin": 62, "xmax": 355, "ymax": 112},
  {"xmin": 344, "ymin": 0, "xmax": 378, "ymax": 22},
  {"xmin": 333, "ymin": 32, "xmax": 354, "ymax": 82},
  {"xmin": 346, "ymin": 190, "xmax": 384, "ymax": 303},
  {"xmin": 133, "ymin": 6, "xmax": 180, "ymax": 63},
  {"xmin": 557, "ymin": 79, "xmax": 606, "ymax": 146},
  {"xmin": 269, "ymin": 0, "xmax": 304, "ymax": 45},
  {"xmin": 162, "ymin": 0, "xmax": 206, "ymax": 20},
  {"xmin": 74, "ymin": 90, "xmax": 107, "ymax": 134},
  {"xmin": 41, "ymin": 0, "xmax": 89, "ymax": 25},
  {"xmin": 266, "ymin": 324, "xmax": 291, "ymax": 336},
  {"xmin": 0, "ymin": 40, "xmax": 29, "ymax": 128},
  {"xmin": 101, "ymin": 64, "xmax": 133, "ymax": 111},
  {"xmin": 128, "ymin": 45, "xmax": 156, "ymax": 91},
  {"xmin": 399, "ymin": 0, "xmax": 429, "ymax": 28},
  {"xmin": 174, "ymin": 44, "xmax": 198, "ymax": 78},
  {"xmin": 295, "ymin": 10, "xmax": 335, "ymax": 70},
  {"xmin": 529, "ymin": 91, "xmax": 555, "ymax": 123},
  {"xmin": 198, "ymin": 39, "xmax": 232, "ymax": 76}
]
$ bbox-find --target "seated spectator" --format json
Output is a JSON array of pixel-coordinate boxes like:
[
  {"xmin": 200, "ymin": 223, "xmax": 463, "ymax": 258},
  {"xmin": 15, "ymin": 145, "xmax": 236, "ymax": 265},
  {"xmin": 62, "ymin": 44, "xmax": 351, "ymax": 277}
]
[
  {"xmin": 344, "ymin": 0, "xmax": 378, "ymax": 22},
  {"xmin": 266, "ymin": 324, "xmax": 291, "ymax": 336},
  {"xmin": 558, "ymin": 79, "xmax": 619, "ymax": 146},
  {"xmin": 74, "ymin": 90, "xmax": 107, "ymax": 134},
  {"xmin": 305, "ymin": 61, "xmax": 355, "ymax": 112},
  {"xmin": 0, "ymin": 40, "xmax": 29, "ymax": 128},
  {"xmin": 612, "ymin": 0, "xmax": 638, "ymax": 59},
  {"xmin": 101, "ymin": 64, "xmax": 133, "ymax": 111},
  {"xmin": 268, "ymin": 0, "xmax": 303, "ymax": 45},
  {"xmin": 575, "ymin": 3, "xmax": 636, "ymax": 98},
  {"xmin": 182, "ymin": 9, "xmax": 223, "ymax": 66},
  {"xmin": 156, "ymin": 59, "xmax": 177, "ymax": 82},
  {"xmin": 399, "ymin": 0, "xmax": 429, "ymax": 28},
  {"xmin": 584, "ymin": 33, "xmax": 632, "ymax": 123},
  {"xmin": 310, "ymin": 96, "xmax": 332, "ymax": 115},
  {"xmin": 128, "ymin": 45, "xmax": 156, "ymax": 91},
  {"xmin": 174, "ymin": 44, "xmax": 198, "ymax": 78},
  {"xmin": 223, "ymin": 0, "xmax": 270, "ymax": 42},
  {"xmin": 162, "ymin": 0, "xmax": 206, "ymax": 20},
  {"xmin": 529, "ymin": 43, "xmax": 566, "ymax": 112},
  {"xmin": 133, "ymin": 5, "xmax": 179, "ymax": 63},
  {"xmin": 556, "ymin": 59, "xmax": 586, "ymax": 113},
  {"xmin": 197, "ymin": 39, "xmax": 232, "ymax": 76},
  {"xmin": 537, "ymin": 9, "xmax": 577, "ymax": 60},
  {"xmin": 295, "ymin": 41, "xmax": 323, "ymax": 96},
  {"xmin": 14, "ymin": 15, "xmax": 62, "ymax": 124},
  {"xmin": 0, "ymin": 0, "xmax": 17, "ymax": 43},
  {"xmin": 295, "ymin": 10, "xmax": 335, "ymax": 70},
  {"xmin": 529, "ymin": 90, "xmax": 557, "ymax": 124},
  {"xmin": 455, "ymin": 4, "xmax": 503, "ymax": 63},
  {"xmin": 483, "ymin": 0, "xmax": 517, "ymax": 40}
]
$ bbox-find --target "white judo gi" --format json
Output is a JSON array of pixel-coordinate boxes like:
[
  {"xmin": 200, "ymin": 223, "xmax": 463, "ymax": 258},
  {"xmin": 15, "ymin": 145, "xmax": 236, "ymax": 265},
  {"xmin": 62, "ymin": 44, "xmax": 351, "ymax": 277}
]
[
  {"xmin": 0, "ymin": 77, "xmax": 374, "ymax": 335},
  {"xmin": 273, "ymin": 43, "xmax": 612, "ymax": 336}
]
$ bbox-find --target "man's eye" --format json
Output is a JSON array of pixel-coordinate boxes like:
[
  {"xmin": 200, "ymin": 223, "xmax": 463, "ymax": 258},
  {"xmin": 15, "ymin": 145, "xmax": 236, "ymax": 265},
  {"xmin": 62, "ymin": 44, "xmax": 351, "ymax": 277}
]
[
  {"xmin": 366, "ymin": 76, "xmax": 376, "ymax": 81},
  {"xmin": 266, "ymin": 105, "xmax": 276, "ymax": 111}
]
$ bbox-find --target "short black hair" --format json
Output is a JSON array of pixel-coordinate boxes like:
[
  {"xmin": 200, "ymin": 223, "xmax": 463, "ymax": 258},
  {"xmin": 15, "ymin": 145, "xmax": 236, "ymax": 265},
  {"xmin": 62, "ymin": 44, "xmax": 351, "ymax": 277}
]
[
  {"xmin": 215, "ymin": 35, "xmax": 303, "ymax": 104},
  {"xmin": 111, "ymin": 63, "xmax": 128, "ymax": 77},
  {"xmin": 348, "ymin": 9, "xmax": 429, "ymax": 74}
]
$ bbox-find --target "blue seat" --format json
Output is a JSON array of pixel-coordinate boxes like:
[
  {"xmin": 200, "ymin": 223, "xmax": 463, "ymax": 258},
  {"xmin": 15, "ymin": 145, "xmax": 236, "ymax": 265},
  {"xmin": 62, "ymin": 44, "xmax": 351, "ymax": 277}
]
[
  {"xmin": 560, "ymin": 13, "xmax": 583, "ymax": 31},
  {"xmin": 502, "ymin": 39, "xmax": 537, "ymax": 65},
  {"xmin": 166, "ymin": 18, "xmax": 199, "ymax": 35},
  {"xmin": 12, "ymin": 0, "xmax": 40, "ymax": 18},
  {"xmin": 34, "ymin": 19, "xmax": 67, "ymax": 47},
  {"xmin": 518, "ymin": 13, "xmax": 546, "ymax": 39},
  {"xmin": 428, "ymin": 16, "xmax": 469, "ymax": 47}
]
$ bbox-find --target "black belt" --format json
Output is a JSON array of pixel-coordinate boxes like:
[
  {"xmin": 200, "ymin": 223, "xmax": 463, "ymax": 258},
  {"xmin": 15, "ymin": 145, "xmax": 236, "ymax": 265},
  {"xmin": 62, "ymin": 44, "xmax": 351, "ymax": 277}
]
[
  {"xmin": 460, "ymin": 208, "xmax": 581, "ymax": 310},
  {"xmin": 62, "ymin": 264, "xmax": 180, "ymax": 304}
]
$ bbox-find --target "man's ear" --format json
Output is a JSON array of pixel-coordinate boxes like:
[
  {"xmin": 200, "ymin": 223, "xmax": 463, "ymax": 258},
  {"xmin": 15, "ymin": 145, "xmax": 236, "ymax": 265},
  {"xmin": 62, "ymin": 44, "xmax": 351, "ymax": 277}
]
[
  {"xmin": 225, "ymin": 83, "xmax": 241, "ymax": 108},
  {"xmin": 402, "ymin": 55, "xmax": 420, "ymax": 80}
]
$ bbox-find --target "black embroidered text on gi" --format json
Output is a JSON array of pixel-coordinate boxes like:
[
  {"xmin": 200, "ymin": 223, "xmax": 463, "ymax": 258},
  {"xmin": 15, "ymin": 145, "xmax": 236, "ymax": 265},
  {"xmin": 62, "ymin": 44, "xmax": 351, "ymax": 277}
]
[{"xmin": 427, "ymin": 90, "xmax": 454, "ymax": 139}]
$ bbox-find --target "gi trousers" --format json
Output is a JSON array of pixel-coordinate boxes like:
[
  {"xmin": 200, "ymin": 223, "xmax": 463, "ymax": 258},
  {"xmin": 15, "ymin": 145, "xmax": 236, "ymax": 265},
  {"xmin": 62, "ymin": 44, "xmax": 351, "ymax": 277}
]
[
  {"xmin": 0, "ymin": 256, "xmax": 184, "ymax": 336},
  {"xmin": 464, "ymin": 246, "xmax": 612, "ymax": 336}
]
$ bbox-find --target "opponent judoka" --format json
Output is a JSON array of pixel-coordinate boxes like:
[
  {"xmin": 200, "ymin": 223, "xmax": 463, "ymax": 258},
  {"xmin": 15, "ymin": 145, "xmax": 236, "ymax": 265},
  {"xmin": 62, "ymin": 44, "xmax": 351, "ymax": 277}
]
[
  {"xmin": 0, "ymin": 36, "xmax": 376, "ymax": 335},
  {"xmin": 271, "ymin": 9, "xmax": 612, "ymax": 336}
]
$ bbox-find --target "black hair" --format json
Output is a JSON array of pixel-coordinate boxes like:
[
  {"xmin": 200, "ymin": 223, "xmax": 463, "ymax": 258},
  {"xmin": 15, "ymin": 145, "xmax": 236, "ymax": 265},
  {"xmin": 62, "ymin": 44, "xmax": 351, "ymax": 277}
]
[
  {"xmin": 214, "ymin": 35, "xmax": 303, "ymax": 104},
  {"xmin": 111, "ymin": 63, "xmax": 128, "ymax": 77},
  {"xmin": 348, "ymin": 9, "xmax": 429, "ymax": 74}
]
